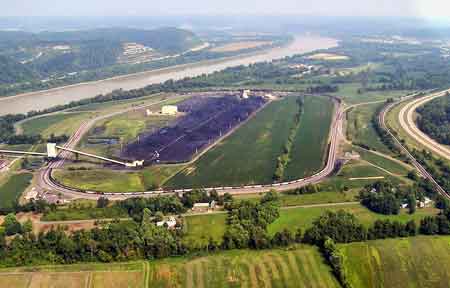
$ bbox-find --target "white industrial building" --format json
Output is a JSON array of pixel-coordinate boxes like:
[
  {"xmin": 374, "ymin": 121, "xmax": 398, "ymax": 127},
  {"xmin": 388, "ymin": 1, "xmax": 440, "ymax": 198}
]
[{"xmin": 161, "ymin": 105, "xmax": 178, "ymax": 115}]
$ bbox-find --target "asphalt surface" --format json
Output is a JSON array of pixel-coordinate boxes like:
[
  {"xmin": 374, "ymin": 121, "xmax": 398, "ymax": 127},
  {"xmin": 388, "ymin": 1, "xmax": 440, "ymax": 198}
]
[
  {"xmin": 379, "ymin": 94, "xmax": 450, "ymax": 199},
  {"xmin": 399, "ymin": 89, "xmax": 450, "ymax": 160},
  {"xmin": 37, "ymin": 96, "xmax": 344, "ymax": 200}
]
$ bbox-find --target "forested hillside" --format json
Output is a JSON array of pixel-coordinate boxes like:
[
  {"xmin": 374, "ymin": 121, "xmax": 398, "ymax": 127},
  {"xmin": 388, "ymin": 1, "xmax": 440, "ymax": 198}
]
[
  {"xmin": 0, "ymin": 27, "xmax": 203, "ymax": 85},
  {"xmin": 0, "ymin": 55, "xmax": 36, "ymax": 84}
]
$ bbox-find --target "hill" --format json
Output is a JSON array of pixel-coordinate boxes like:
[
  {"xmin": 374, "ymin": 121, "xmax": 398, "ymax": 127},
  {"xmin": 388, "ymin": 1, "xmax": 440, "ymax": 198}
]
[{"xmin": 0, "ymin": 27, "xmax": 203, "ymax": 85}]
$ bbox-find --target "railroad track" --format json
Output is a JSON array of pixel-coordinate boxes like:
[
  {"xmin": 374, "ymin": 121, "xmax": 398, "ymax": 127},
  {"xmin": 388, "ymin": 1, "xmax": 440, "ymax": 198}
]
[
  {"xmin": 37, "ymin": 94, "xmax": 344, "ymax": 200},
  {"xmin": 378, "ymin": 95, "xmax": 450, "ymax": 199}
]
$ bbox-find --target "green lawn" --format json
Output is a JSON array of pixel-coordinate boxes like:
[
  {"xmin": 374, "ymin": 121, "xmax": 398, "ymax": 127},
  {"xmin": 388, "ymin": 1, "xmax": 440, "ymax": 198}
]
[
  {"xmin": 148, "ymin": 246, "xmax": 340, "ymax": 288},
  {"xmin": 284, "ymin": 95, "xmax": 334, "ymax": 180},
  {"xmin": 267, "ymin": 203, "xmax": 439, "ymax": 236},
  {"xmin": 0, "ymin": 173, "xmax": 33, "ymax": 209},
  {"xmin": 183, "ymin": 213, "xmax": 228, "ymax": 249},
  {"xmin": 346, "ymin": 102, "xmax": 392, "ymax": 154},
  {"xmin": 166, "ymin": 97, "xmax": 301, "ymax": 188},
  {"xmin": 53, "ymin": 170, "xmax": 146, "ymax": 193},
  {"xmin": 341, "ymin": 236, "xmax": 450, "ymax": 288}
]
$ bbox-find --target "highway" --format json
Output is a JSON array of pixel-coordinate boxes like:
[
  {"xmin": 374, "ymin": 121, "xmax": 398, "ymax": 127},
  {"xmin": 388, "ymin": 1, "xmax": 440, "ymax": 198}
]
[
  {"xmin": 378, "ymin": 95, "xmax": 450, "ymax": 199},
  {"xmin": 398, "ymin": 89, "xmax": 450, "ymax": 161},
  {"xmin": 37, "ymin": 95, "xmax": 344, "ymax": 200}
]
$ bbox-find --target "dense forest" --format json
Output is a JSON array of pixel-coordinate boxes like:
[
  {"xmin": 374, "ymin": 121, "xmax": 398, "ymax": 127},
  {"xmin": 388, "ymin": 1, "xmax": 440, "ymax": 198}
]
[{"xmin": 417, "ymin": 93, "xmax": 450, "ymax": 145}]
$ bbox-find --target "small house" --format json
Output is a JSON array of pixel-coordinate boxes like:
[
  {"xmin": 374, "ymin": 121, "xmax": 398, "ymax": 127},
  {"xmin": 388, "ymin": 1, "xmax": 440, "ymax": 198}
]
[{"xmin": 156, "ymin": 216, "xmax": 177, "ymax": 229}]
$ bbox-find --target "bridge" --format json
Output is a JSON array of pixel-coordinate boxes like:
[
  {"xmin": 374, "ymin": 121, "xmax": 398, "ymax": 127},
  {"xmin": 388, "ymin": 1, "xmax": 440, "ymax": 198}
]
[{"xmin": 0, "ymin": 143, "xmax": 144, "ymax": 168}]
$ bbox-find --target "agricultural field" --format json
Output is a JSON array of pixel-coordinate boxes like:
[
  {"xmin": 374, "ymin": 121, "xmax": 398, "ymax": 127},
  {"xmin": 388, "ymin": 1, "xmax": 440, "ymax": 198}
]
[
  {"xmin": 341, "ymin": 236, "xmax": 450, "ymax": 288},
  {"xmin": 165, "ymin": 96, "xmax": 300, "ymax": 188},
  {"xmin": 148, "ymin": 246, "xmax": 340, "ymax": 288},
  {"xmin": 0, "ymin": 172, "xmax": 33, "ymax": 209},
  {"xmin": 284, "ymin": 95, "xmax": 334, "ymax": 180},
  {"xmin": 0, "ymin": 262, "xmax": 145, "ymax": 288},
  {"xmin": 346, "ymin": 102, "xmax": 392, "ymax": 154},
  {"xmin": 166, "ymin": 95, "xmax": 335, "ymax": 188},
  {"xmin": 210, "ymin": 41, "xmax": 272, "ymax": 52}
]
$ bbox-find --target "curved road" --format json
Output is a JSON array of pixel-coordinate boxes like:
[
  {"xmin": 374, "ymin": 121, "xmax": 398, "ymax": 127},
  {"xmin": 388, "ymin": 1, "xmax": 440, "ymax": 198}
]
[
  {"xmin": 379, "ymin": 95, "xmax": 449, "ymax": 199},
  {"xmin": 398, "ymin": 89, "xmax": 450, "ymax": 161},
  {"xmin": 37, "ymin": 96, "xmax": 344, "ymax": 200}
]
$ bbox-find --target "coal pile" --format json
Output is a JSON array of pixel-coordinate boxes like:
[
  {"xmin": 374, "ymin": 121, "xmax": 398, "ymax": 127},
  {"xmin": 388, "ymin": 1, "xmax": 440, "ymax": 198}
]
[{"xmin": 122, "ymin": 95, "xmax": 267, "ymax": 164}]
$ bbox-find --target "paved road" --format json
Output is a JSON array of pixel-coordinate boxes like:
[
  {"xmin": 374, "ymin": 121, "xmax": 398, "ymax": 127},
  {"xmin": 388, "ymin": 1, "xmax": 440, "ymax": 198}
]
[
  {"xmin": 37, "ymin": 95, "xmax": 344, "ymax": 200},
  {"xmin": 378, "ymin": 95, "xmax": 450, "ymax": 199},
  {"xmin": 398, "ymin": 89, "xmax": 450, "ymax": 160}
]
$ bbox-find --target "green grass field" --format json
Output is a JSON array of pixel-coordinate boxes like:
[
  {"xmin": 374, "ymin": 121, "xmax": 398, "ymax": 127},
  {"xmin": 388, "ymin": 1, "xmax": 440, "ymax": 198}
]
[
  {"xmin": 52, "ymin": 165, "xmax": 183, "ymax": 193},
  {"xmin": 267, "ymin": 204, "xmax": 438, "ymax": 237},
  {"xmin": 334, "ymin": 83, "xmax": 410, "ymax": 104},
  {"xmin": 166, "ymin": 97, "xmax": 301, "ymax": 188},
  {"xmin": 182, "ymin": 202, "xmax": 438, "ymax": 247},
  {"xmin": 183, "ymin": 213, "xmax": 228, "ymax": 249},
  {"xmin": 346, "ymin": 102, "xmax": 392, "ymax": 154},
  {"xmin": 341, "ymin": 236, "xmax": 450, "ymax": 288},
  {"xmin": 148, "ymin": 246, "xmax": 340, "ymax": 288},
  {"xmin": 353, "ymin": 146, "xmax": 411, "ymax": 176},
  {"xmin": 53, "ymin": 170, "xmax": 146, "ymax": 193},
  {"xmin": 20, "ymin": 113, "xmax": 89, "ymax": 137},
  {"xmin": 0, "ymin": 173, "xmax": 33, "ymax": 209},
  {"xmin": 284, "ymin": 96, "xmax": 334, "ymax": 180}
]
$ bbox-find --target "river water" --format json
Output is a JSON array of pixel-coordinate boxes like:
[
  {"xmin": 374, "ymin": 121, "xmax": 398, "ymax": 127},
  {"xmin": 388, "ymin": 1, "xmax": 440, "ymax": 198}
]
[{"xmin": 0, "ymin": 35, "xmax": 337, "ymax": 115}]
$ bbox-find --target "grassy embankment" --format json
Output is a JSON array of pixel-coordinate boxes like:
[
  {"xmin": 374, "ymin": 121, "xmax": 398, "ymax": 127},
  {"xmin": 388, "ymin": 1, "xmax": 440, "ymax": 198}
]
[{"xmin": 0, "ymin": 173, "xmax": 33, "ymax": 209}]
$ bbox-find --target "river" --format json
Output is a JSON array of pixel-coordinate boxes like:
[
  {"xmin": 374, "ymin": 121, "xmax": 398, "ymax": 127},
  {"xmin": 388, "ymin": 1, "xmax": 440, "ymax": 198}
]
[{"xmin": 0, "ymin": 35, "xmax": 338, "ymax": 115}]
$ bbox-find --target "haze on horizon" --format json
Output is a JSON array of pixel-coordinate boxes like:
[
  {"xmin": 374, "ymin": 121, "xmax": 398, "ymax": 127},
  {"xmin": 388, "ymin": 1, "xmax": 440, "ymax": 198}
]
[{"xmin": 2, "ymin": 0, "xmax": 450, "ymax": 20}]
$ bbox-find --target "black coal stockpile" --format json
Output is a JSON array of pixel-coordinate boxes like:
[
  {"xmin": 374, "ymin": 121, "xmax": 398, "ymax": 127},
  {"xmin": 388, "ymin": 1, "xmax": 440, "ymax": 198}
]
[{"xmin": 122, "ymin": 95, "xmax": 267, "ymax": 164}]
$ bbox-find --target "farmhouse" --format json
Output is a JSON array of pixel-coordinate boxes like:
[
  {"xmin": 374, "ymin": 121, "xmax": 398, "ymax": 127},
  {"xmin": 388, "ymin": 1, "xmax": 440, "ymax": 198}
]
[
  {"xmin": 156, "ymin": 216, "xmax": 177, "ymax": 229},
  {"xmin": 161, "ymin": 105, "xmax": 178, "ymax": 115}
]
